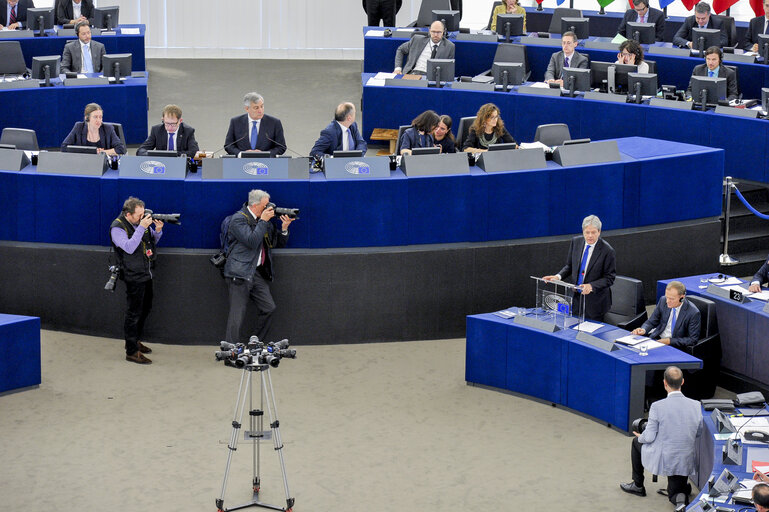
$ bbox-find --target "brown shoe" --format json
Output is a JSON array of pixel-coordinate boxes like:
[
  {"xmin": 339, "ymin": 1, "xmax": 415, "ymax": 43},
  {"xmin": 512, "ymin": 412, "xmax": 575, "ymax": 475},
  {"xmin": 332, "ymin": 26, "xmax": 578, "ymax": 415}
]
[
  {"xmin": 126, "ymin": 351, "xmax": 152, "ymax": 364},
  {"xmin": 138, "ymin": 341, "xmax": 152, "ymax": 354}
]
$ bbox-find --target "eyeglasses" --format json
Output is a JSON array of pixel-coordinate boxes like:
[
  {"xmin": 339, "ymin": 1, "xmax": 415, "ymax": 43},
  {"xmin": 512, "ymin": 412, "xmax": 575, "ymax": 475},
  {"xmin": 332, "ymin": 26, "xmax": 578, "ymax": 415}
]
[
  {"xmin": 620, "ymin": 51, "xmax": 632, "ymax": 57},
  {"xmin": 163, "ymin": 121, "xmax": 179, "ymax": 127}
]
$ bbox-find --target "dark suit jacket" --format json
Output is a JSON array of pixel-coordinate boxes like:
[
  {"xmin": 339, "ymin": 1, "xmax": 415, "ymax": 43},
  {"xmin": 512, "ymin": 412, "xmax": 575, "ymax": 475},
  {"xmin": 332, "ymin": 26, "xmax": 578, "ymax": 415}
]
[
  {"xmin": 0, "ymin": 0, "xmax": 34, "ymax": 26},
  {"xmin": 544, "ymin": 50, "xmax": 588, "ymax": 81},
  {"xmin": 61, "ymin": 121, "xmax": 126, "ymax": 154},
  {"xmin": 399, "ymin": 126, "xmax": 434, "ymax": 152},
  {"xmin": 55, "ymin": 0, "xmax": 93, "ymax": 25},
  {"xmin": 309, "ymin": 121, "xmax": 367, "ymax": 158},
  {"xmin": 673, "ymin": 15, "xmax": 728, "ymax": 48},
  {"xmin": 752, "ymin": 254, "xmax": 769, "ymax": 287},
  {"xmin": 137, "ymin": 122, "xmax": 199, "ymax": 158},
  {"xmin": 61, "ymin": 39, "xmax": 105, "ymax": 73},
  {"xmin": 641, "ymin": 297, "xmax": 701, "ymax": 349},
  {"xmin": 616, "ymin": 7, "xmax": 665, "ymax": 42},
  {"xmin": 557, "ymin": 236, "xmax": 616, "ymax": 320},
  {"xmin": 687, "ymin": 63, "xmax": 738, "ymax": 100},
  {"xmin": 362, "ymin": 0, "xmax": 402, "ymax": 12},
  {"xmin": 394, "ymin": 34, "xmax": 456, "ymax": 74},
  {"xmin": 742, "ymin": 16, "xmax": 768, "ymax": 51},
  {"xmin": 224, "ymin": 114, "xmax": 286, "ymax": 157}
]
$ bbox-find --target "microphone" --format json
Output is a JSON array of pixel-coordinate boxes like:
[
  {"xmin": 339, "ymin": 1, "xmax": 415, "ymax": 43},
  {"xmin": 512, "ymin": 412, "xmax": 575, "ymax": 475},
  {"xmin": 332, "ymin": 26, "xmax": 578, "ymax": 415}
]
[
  {"xmin": 264, "ymin": 134, "xmax": 308, "ymax": 159},
  {"xmin": 212, "ymin": 133, "xmax": 249, "ymax": 157}
]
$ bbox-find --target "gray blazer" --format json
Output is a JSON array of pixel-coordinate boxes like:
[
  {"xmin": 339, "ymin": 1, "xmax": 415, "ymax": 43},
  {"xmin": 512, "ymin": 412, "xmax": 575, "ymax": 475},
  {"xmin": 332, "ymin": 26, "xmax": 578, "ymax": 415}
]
[
  {"xmin": 61, "ymin": 39, "xmax": 106, "ymax": 74},
  {"xmin": 638, "ymin": 392, "xmax": 703, "ymax": 477},
  {"xmin": 544, "ymin": 50, "xmax": 588, "ymax": 81},
  {"xmin": 394, "ymin": 34, "xmax": 455, "ymax": 74}
]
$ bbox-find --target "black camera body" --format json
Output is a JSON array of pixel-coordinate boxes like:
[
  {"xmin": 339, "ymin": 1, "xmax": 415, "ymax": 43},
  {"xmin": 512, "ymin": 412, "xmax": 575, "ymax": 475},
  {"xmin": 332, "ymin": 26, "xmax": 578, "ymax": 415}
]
[
  {"xmin": 266, "ymin": 202, "xmax": 299, "ymax": 219},
  {"xmin": 104, "ymin": 264, "xmax": 121, "ymax": 291},
  {"xmin": 144, "ymin": 209, "xmax": 181, "ymax": 225},
  {"xmin": 214, "ymin": 337, "xmax": 296, "ymax": 369},
  {"xmin": 631, "ymin": 417, "xmax": 648, "ymax": 433}
]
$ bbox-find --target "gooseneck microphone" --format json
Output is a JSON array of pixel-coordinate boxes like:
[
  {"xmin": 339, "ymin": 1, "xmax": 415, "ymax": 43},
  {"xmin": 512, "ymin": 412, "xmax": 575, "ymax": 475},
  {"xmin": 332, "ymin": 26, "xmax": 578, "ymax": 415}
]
[
  {"xmin": 264, "ymin": 134, "xmax": 308, "ymax": 159},
  {"xmin": 212, "ymin": 133, "xmax": 250, "ymax": 157}
]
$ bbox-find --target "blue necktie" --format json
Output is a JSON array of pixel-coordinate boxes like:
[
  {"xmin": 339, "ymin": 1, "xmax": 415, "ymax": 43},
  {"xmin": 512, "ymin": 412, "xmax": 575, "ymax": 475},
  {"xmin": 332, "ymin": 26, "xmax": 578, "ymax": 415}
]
[
  {"xmin": 83, "ymin": 44, "xmax": 93, "ymax": 74},
  {"xmin": 708, "ymin": 70, "xmax": 715, "ymax": 78},
  {"xmin": 347, "ymin": 129, "xmax": 355, "ymax": 151},
  {"xmin": 577, "ymin": 245, "xmax": 590, "ymax": 285},
  {"xmin": 670, "ymin": 307, "xmax": 677, "ymax": 334},
  {"xmin": 168, "ymin": 133, "xmax": 174, "ymax": 151},
  {"xmin": 250, "ymin": 121, "xmax": 258, "ymax": 150}
]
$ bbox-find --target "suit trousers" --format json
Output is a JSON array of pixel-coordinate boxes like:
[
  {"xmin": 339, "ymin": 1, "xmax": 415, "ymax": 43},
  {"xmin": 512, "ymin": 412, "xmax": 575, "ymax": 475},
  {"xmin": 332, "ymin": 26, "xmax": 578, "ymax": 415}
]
[
  {"xmin": 225, "ymin": 272, "xmax": 276, "ymax": 344},
  {"xmin": 124, "ymin": 279, "xmax": 153, "ymax": 355},
  {"xmin": 631, "ymin": 437, "xmax": 689, "ymax": 498},
  {"xmin": 366, "ymin": 0, "xmax": 397, "ymax": 27}
]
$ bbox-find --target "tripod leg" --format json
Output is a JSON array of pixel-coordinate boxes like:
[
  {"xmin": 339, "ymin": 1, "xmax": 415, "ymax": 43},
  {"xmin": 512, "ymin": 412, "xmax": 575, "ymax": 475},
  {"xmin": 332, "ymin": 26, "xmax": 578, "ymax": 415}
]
[
  {"xmin": 216, "ymin": 368, "xmax": 253, "ymax": 511},
  {"xmin": 262, "ymin": 369, "xmax": 294, "ymax": 511},
  {"xmin": 248, "ymin": 371, "xmax": 263, "ymax": 495}
]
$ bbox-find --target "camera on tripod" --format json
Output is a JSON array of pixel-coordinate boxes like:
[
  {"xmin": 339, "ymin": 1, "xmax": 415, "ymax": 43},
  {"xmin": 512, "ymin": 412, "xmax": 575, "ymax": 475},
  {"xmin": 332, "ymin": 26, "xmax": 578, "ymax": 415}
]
[
  {"xmin": 104, "ymin": 264, "xmax": 121, "ymax": 291},
  {"xmin": 266, "ymin": 202, "xmax": 299, "ymax": 219},
  {"xmin": 144, "ymin": 209, "xmax": 182, "ymax": 225},
  {"xmin": 215, "ymin": 336, "xmax": 296, "ymax": 368}
]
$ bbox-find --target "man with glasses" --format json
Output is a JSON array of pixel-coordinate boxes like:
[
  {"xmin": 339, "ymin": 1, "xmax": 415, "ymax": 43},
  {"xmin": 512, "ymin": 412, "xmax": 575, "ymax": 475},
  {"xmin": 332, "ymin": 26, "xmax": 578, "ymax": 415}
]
[
  {"xmin": 673, "ymin": 1, "xmax": 728, "ymax": 49},
  {"xmin": 393, "ymin": 20, "xmax": 455, "ymax": 75},
  {"xmin": 137, "ymin": 104, "xmax": 199, "ymax": 158},
  {"xmin": 616, "ymin": 0, "xmax": 665, "ymax": 42},
  {"xmin": 544, "ymin": 31, "xmax": 588, "ymax": 87}
]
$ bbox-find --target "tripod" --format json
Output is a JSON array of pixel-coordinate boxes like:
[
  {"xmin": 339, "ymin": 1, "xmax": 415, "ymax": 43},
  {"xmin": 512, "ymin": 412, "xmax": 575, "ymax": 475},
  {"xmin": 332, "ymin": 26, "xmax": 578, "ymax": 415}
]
[{"xmin": 216, "ymin": 362, "xmax": 294, "ymax": 512}]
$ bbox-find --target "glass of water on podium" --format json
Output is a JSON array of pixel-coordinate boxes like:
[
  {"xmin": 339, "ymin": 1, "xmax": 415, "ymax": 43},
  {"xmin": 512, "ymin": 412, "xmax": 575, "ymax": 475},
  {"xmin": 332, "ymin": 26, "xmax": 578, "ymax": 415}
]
[{"xmin": 639, "ymin": 343, "xmax": 648, "ymax": 357}]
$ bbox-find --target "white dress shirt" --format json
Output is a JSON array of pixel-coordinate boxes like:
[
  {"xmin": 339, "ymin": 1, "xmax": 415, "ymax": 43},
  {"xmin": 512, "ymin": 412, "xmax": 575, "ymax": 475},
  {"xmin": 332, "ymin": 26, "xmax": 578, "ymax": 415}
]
[{"xmin": 660, "ymin": 303, "xmax": 682, "ymax": 339}]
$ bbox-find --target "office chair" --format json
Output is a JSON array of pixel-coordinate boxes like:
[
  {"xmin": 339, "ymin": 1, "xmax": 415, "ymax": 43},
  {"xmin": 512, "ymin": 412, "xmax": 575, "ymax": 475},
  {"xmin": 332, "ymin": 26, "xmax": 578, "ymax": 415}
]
[
  {"xmin": 534, "ymin": 123, "xmax": 571, "ymax": 147},
  {"xmin": 603, "ymin": 276, "xmax": 648, "ymax": 331},
  {"xmin": 0, "ymin": 41, "xmax": 28, "ymax": 75},
  {"xmin": 395, "ymin": 125, "xmax": 409, "ymax": 154},
  {"xmin": 104, "ymin": 122, "xmax": 126, "ymax": 148},
  {"xmin": 455, "ymin": 116, "xmax": 475, "ymax": 151},
  {"xmin": 548, "ymin": 8, "xmax": 582, "ymax": 34},
  {"xmin": 0, "ymin": 128, "xmax": 40, "ymax": 151},
  {"xmin": 683, "ymin": 295, "xmax": 721, "ymax": 399}
]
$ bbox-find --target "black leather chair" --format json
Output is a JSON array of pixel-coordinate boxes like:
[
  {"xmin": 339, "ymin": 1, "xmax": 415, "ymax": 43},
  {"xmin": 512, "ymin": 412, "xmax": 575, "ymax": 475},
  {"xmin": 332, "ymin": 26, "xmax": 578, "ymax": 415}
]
[
  {"xmin": 0, "ymin": 128, "xmax": 39, "ymax": 151},
  {"xmin": 455, "ymin": 116, "xmax": 474, "ymax": 150},
  {"xmin": 534, "ymin": 123, "xmax": 571, "ymax": 146},
  {"xmin": 603, "ymin": 275, "xmax": 648, "ymax": 331},
  {"xmin": 473, "ymin": 42, "xmax": 531, "ymax": 82},
  {"xmin": 485, "ymin": 1, "xmax": 503, "ymax": 30},
  {"xmin": 548, "ymin": 8, "xmax": 582, "ymax": 34},
  {"xmin": 0, "ymin": 41, "xmax": 27, "ymax": 75},
  {"xmin": 644, "ymin": 59, "xmax": 656, "ymax": 74},
  {"xmin": 395, "ymin": 125, "xmax": 409, "ymax": 154},
  {"xmin": 718, "ymin": 15, "xmax": 738, "ymax": 48},
  {"xmin": 682, "ymin": 295, "xmax": 721, "ymax": 399},
  {"xmin": 408, "ymin": 0, "xmax": 452, "ymax": 27},
  {"xmin": 104, "ymin": 122, "xmax": 126, "ymax": 148}
]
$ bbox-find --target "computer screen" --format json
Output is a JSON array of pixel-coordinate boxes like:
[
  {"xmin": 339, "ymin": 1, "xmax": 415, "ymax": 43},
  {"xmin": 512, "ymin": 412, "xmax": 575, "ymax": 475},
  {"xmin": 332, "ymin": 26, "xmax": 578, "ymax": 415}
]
[
  {"xmin": 26, "ymin": 8, "xmax": 55, "ymax": 31},
  {"xmin": 495, "ymin": 14, "xmax": 524, "ymax": 42},
  {"xmin": 333, "ymin": 150, "xmax": 365, "ymax": 158},
  {"xmin": 102, "ymin": 53, "xmax": 132, "ymax": 81},
  {"xmin": 431, "ymin": 10, "xmax": 460, "ymax": 32},
  {"xmin": 65, "ymin": 145, "xmax": 99, "ymax": 154},
  {"xmin": 560, "ymin": 17, "xmax": 589, "ymax": 40},
  {"xmin": 628, "ymin": 72, "xmax": 658, "ymax": 97},
  {"xmin": 488, "ymin": 142, "xmax": 517, "ymax": 151},
  {"xmin": 239, "ymin": 151, "xmax": 272, "ymax": 158},
  {"xmin": 31, "ymin": 55, "xmax": 60, "ymax": 84},
  {"xmin": 426, "ymin": 58, "xmax": 455, "ymax": 84},
  {"xmin": 411, "ymin": 146, "xmax": 441, "ymax": 155},
  {"xmin": 563, "ymin": 67, "xmax": 590, "ymax": 94},
  {"xmin": 691, "ymin": 28, "xmax": 721, "ymax": 53},
  {"xmin": 146, "ymin": 150, "xmax": 180, "ymax": 158},
  {"xmin": 492, "ymin": 62, "xmax": 524, "ymax": 90},
  {"xmin": 691, "ymin": 76, "xmax": 727, "ymax": 108},
  {"xmin": 590, "ymin": 61, "xmax": 637, "ymax": 93},
  {"xmin": 625, "ymin": 22, "xmax": 655, "ymax": 44},
  {"xmin": 93, "ymin": 6, "xmax": 120, "ymax": 30}
]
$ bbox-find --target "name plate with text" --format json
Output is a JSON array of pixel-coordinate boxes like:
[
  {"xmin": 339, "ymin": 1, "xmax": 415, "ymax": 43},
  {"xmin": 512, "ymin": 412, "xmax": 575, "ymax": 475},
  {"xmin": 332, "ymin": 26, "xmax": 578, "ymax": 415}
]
[
  {"xmin": 119, "ymin": 155, "xmax": 188, "ymax": 179},
  {"xmin": 203, "ymin": 157, "xmax": 310, "ymax": 180}
]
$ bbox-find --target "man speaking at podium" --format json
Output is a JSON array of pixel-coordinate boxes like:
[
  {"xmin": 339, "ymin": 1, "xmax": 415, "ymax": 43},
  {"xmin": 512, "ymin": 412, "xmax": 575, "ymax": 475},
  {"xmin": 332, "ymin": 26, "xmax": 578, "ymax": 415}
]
[{"xmin": 543, "ymin": 215, "xmax": 616, "ymax": 321}]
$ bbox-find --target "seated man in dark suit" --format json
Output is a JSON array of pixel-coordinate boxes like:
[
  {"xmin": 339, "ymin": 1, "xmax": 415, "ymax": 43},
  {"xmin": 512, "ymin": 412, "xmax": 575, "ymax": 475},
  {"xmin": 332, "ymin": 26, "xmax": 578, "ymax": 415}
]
[
  {"xmin": 224, "ymin": 92, "xmax": 286, "ymax": 157},
  {"xmin": 56, "ymin": 0, "xmax": 93, "ymax": 26},
  {"xmin": 632, "ymin": 281, "xmax": 700, "ymax": 350},
  {"xmin": 748, "ymin": 253, "xmax": 769, "ymax": 293},
  {"xmin": 61, "ymin": 21, "xmax": 106, "ymax": 74},
  {"xmin": 0, "ymin": 0, "xmax": 34, "ymax": 29},
  {"xmin": 309, "ymin": 102, "xmax": 367, "ymax": 158},
  {"xmin": 137, "ymin": 104, "xmax": 199, "ymax": 158},
  {"xmin": 742, "ymin": 0, "xmax": 769, "ymax": 52},
  {"xmin": 686, "ymin": 46, "xmax": 739, "ymax": 101},
  {"xmin": 393, "ymin": 20, "xmax": 455, "ymax": 75},
  {"xmin": 616, "ymin": 0, "xmax": 665, "ymax": 42},
  {"xmin": 544, "ymin": 31, "xmax": 589, "ymax": 87},
  {"xmin": 543, "ymin": 214, "xmax": 616, "ymax": 321},
  {"xmin": 673, "ymin": 1, "xmax": 728, "ymax": 49}
]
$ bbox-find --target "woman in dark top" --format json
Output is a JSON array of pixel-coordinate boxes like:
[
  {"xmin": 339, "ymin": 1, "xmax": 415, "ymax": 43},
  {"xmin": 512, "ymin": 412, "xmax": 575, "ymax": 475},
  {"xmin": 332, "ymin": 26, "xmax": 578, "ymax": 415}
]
[
  {"xmin": 399, "ymin": 109, "xmax": 440, "ymax": 155},
  {"xmin": 61, "ymin": 102, "xmax": 126, "ymax": 156},
  {"xmin": 462, "ymin": 103, "xmax": 516, "ymax": 153},
  {"xmin": 433, "ymin": 115, "xmax": 456, "ymax": 153}
]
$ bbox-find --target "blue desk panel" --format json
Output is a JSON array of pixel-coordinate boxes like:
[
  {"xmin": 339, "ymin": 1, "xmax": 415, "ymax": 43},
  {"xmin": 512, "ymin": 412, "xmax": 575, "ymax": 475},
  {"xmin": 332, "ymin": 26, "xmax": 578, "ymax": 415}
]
[
  {"xmin": 0, "ymin": 77, "xmax": 148, "ymax": 148},
  {"xmin": 0, "ymin": 314, "xmax": 41, "ymax": 393},
  {"xmin": 362, "ymin": 74, "xmax": 766, "ymax": 183}
]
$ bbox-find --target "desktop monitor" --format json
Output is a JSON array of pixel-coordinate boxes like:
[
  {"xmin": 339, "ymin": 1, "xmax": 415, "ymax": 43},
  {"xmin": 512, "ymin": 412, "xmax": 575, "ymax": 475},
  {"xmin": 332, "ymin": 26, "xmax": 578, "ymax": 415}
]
[
  {"xmin": 146, "ymin": 150, "xmax": 180, "ymax": 157},
  {"xmin": 333, "ymin": 150, "xmax": 365, "ymax": 158},
  {"xmin": 562, "ymin": 67, "xmax": 590, "ymax": 95},
  {"xmin": 628, "ymin": 72, "xmax": 658, "ymax": 102},
  {"xmin": 625, "ymin": 22, "xmax": 655, "ymax": 44},
  {"xmin": 27, "ymin": 7, "xmax": 54, "ymax": 34},
  {"xmin": 488, "ymin": 142, "xmax": 517, "ymax": 151},
  {"xmin": 560, "ymin": 17, "xmax": 589, "ymax": 40},
  {"xmin": 240, "ymin": 151, "xmax": 272, "ymax": 158},
  {"xmin": 563, "ymin": 138, "xmax": 591, "ymax": 145},
  {"xmin": 426, "ymin": 58, "xmax": 455, "ymax": 86},
  {"xmin": 431, "ymin": 10, "xmax": 460, "ymax": 32},
  {"xmin": 495, "ymin": 13, "xmax": 524, "ymax": 42},
  {"xmin": 492, "ymin": 62, "xmax": 524, "ymax": 90},
  {"xmin": 411, "ymin": 146, "xmax": 441, "ymax": 155},
  {"xmin": 65, "ymin": 145, "xmax": 99, "ymax": 154},
  {"xmin": 102, "ymin": 53, "xmax": 132, "ymax": 81},
  {"xmin": 691, "ymin": 28, "xmax": 721, "ymax": 54},
  {"xmin": 93, "ymin": 6, "xmax": 120, "ymax": 30},
  {"xmin": 590, "ymin": 61, "xmax": 637, "ymax": 93},
  {"xmin": 691, "ymin": 75, "xmax": 727, "ymax": 110},
  {"xmin": 0, "ymin": 143, "xmax": 16, "ymax": 149},
  {"xmin": 759, "ymin": 34, "xmax": 769, "ymax": 63},
  {"xmin": 762, "ymin": 87, "xmax": 769, "ymax": 112},
  {"xmin": 31, "ymin": 55, "xmax": 60, "ymax": 86}
]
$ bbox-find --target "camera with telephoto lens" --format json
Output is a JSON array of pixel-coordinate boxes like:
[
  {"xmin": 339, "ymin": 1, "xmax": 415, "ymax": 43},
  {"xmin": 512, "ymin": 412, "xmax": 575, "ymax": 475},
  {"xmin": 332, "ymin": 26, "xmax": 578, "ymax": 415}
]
[
  {"xmin": 144, "ymin": 209, "xmax": 181, "ymax": 225},
  {"xmin": 266, "ymin": 202, "xmax": 299, "ymax": 219},
  {"xmin": 214, "ymin": 336, "xmax": 296, "ymax": 369},
  {"xmin": 104, "ymin": 265, "xmax": 121, "ymax": 291},
  {"xmin": 631, "ymin": 417, "xmax": 648, "ymax": 433}
]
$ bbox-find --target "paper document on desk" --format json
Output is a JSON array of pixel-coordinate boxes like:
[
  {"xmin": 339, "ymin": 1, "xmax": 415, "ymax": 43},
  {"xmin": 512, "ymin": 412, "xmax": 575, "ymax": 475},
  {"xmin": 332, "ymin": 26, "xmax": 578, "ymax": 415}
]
[
  {"xmin": 366, "ymin": 77, "xmax": 386, "ymax": 87},
  {"xmin": 612, "ymin": 33, "xmax": 627, "ymax": 44},
  {"xmin": 493, "ymin": 308, "xmax": 518, "ymax": 319},
  {"xmin": 572, "ymin": 321, "xmax": 603, "ymax": 333},
  {"xmin": 722, "ymin": 284, "xmax": 751, "ymax": 294},
  {"xmin": 731, "ymin": 416, "xmax": 769, "ymax": 428},
  {"xmin": 615, "ymin": 334, "xmax": 650, "ymax": 346},
  {"xmin": 714, "ymin": 432, "xmax": 738, "ymax": 441},
  {"xmin": 528, "ymin": 82, "xmax": 552, "ymax": 89},
  {"xmin": 713, "ymin": 276, "xmax": 743, "ymax": 285},
  {"xmin": 121, "ymin": 27, "xmax": 140, "ymax": 35},
  {"xmin": 749, "ymin": 290, "xmax": 769, "ymax": 301},
  {"xmin": 365, "ymin": 30, "xmax": 387, "ymax": 37},
  {"xmin": 518, "ymin": 141, "xmax": 552, "ymax": 152},
  {"xmin": 374, "ymin": 72, "xmax": 397, "ymax": 80}
]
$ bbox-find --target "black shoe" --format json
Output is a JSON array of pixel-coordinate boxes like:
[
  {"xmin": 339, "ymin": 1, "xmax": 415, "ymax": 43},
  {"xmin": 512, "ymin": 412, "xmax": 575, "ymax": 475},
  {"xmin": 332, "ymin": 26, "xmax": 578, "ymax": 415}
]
[{"xmin": 620, "ymin": 482, "xmax": 646, "ymax": 497}]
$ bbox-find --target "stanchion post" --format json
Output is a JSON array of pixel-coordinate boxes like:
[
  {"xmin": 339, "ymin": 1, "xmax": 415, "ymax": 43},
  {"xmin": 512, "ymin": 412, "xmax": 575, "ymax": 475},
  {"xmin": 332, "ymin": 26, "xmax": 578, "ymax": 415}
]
[{"xmin": 720, "ymin": 176, "xmax": 738, "ymax": 265}]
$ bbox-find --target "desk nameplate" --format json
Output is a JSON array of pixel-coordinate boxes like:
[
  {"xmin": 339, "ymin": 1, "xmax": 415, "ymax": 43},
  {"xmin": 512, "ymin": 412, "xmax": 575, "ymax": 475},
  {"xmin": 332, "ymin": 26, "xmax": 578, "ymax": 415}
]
[
  {"xmin": 0, "ymin": 148, "xmax": 30, "ymax": 172},
  {"xmin": 324, "ymin": 156, "xmax": 390, "ymax": 179},
  {"xmin": 36, "ymin": 151, "xmax": 107, "ymax": 176},
  {"xmin": 203, "ymin": 157, "xmax": 309, "ymax": 180},
  {"xmin": 119, "ymin": 155, "xmax": 187, "ymax": 179}
]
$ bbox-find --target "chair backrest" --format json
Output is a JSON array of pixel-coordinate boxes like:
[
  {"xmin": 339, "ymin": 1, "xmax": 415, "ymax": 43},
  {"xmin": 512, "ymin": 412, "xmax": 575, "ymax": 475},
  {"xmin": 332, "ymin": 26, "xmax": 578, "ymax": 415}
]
[
  {"xmin": 0, "ymin": 41, "xmax": 27, "ymax": 75},
  {"xmin": 548, "ymin": 8, "xmax": 582, "ymax": 34},
  {"xmin": 644, "ymin": 59, "xmax": 656, "ymax": 74},
  {"xmin": 534, "ymin": 123, "xmax": 571, "ymax": 146},
  {"xmin": 456, "ymin": 116, "xmax": 474, "ymax": 150},
  {"xmin": 717, "ymin": 15, "xmax": 737, "ymax": 47},
  {"xmin": 686, "ymin": 295, "xmax": 718, "ymax": 339},
  {"xmin": 105, "ymin": 122, "xmax": 126, "ymax": 147},
  {"xmin": 607, "ymin": 275, "xmax": 645, "ymax": 317},
  {"xmin": 0, "ymin": 128, "xmax": 39, "ymax": 151},
  {"xmin": 493, "ymin": 42, "xmax": 530, "ymax": 78},
  {"xmin": 724, "ymin": 64, "xmax": 740, "ymax": 96},
  {"xmin": 416, "ymin": 0, "xmax": 451, "ymax": 27},
  {"xmin": 485, "ymin": 0, "xmax": 503, "ymax": 30},
  {"xmin": 395, "ymin": 124, "xmax": 409, "ymax": 154}
]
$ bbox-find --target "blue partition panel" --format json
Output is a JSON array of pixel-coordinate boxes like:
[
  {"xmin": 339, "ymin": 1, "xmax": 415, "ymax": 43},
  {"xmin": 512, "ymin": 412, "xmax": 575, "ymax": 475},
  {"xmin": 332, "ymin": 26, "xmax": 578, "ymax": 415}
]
[{"xmin": 0, "ymin": 314, "xmax": 40, "ymax": 393}]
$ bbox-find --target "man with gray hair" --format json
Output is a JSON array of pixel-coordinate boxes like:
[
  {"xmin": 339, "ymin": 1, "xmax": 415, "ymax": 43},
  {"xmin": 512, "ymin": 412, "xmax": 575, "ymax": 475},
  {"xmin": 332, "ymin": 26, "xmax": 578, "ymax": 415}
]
[
  {"xmin": 673, "ymin": 1, "xmax": 728, "ymax": 49},
  {"xmin": 223, "ymin": 189, "xmax": 295, "ymax": 343},
  {"xmin": 543, "ymin": 215, "xmax": 616, "ymax": 321},
  {"xmin": 632, "ymin": 281, "xmax": 700, "ymax": 349},
  {"xmin": 224, "ymin": 92, "xmax": 286, "ymax": 156}
]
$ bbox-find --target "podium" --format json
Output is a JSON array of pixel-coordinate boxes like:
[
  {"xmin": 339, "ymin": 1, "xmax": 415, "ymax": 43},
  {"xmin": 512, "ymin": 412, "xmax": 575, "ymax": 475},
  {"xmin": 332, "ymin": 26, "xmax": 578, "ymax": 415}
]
[
  {"xmin": 202, "ymin": 157, "xmax": 310, "ymax": 180},
  {"xmin": 323, "ymin": 156, "xmax": 390, "ymax": 179},
  {"xmin": 119, "ymin": 155, "xmax": 188, "ymax": 179}
]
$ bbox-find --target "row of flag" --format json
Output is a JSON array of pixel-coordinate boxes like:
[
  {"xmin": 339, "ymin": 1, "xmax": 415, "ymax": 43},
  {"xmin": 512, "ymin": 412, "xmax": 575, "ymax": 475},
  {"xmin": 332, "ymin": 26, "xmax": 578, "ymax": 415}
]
[{"xmin": 541, "ymin": 0, "xmax": 765, "ymax": 16}]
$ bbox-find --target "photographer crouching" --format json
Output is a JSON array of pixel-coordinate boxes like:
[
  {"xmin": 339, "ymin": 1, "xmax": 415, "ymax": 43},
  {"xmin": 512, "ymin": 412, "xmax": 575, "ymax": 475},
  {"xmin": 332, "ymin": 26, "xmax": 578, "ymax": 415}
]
[
  {"xmin": 110, "ymin": 196, "xmax": 163, "ymax": 364},
  {"xmin": 224, "ymin": 189, "xmax": 296, "ymax": 344}
]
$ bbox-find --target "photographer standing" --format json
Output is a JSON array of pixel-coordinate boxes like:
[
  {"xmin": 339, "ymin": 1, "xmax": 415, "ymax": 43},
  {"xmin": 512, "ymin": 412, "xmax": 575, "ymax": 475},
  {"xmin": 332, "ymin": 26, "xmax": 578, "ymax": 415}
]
[
  {"xmin": 110, "ymin": 197, "xmax": 163, "ymax": 364},
  {"xmin": 224, "ymin": 189, "xmax": 295, "ymax": 344}
]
